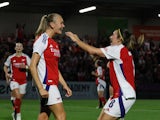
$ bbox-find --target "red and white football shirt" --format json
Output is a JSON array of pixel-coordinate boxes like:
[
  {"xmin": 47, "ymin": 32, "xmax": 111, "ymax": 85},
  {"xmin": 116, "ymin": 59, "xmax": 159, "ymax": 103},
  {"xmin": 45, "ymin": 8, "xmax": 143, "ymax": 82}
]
[
  {"xmin": 33, "ymin": 33, "xmax": 60, "ymax": 85},
  {"xmin": 100, "ymin": 44, "xmax": 136, "ymax": 99},
  {"xmin": 4, "ymin": 53, "xmax": 30, "ymax": 85}
]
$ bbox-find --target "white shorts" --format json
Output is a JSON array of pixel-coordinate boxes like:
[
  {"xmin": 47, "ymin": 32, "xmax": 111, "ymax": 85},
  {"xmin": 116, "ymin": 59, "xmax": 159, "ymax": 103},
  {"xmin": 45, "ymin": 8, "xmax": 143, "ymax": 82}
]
[
  {"xmin": 103, "ymin": 96, "xmax": 136, "ymax": 118},
  {"xmin": 43, "ymin": 85, "xmax": 62, "ymax": 105},
  {"xmin": 10, "ymin": 81, "xmax": 27, "ymax": 94},
  {"xmin": 97, "ymin": 80, "xmax": 106, "ymax": 91}
]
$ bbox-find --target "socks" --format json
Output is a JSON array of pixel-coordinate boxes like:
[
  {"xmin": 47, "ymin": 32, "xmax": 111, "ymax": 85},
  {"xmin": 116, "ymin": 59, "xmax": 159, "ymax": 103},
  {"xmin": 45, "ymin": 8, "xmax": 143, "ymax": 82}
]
[
  {"xmin": 100, "ymin": 97, "xmax": 106, "ymax": 106},
  {"xmin": 14, "ymin": 98, "xmax": 21, "ymax": 113}
]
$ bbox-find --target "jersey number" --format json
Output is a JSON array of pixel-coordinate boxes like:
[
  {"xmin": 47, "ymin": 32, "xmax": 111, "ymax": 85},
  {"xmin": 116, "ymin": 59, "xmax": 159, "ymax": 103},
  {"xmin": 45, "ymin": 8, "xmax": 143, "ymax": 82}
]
[{"xmin": 109, "ymin": 99, "xmax": 115, "ymax": 108}]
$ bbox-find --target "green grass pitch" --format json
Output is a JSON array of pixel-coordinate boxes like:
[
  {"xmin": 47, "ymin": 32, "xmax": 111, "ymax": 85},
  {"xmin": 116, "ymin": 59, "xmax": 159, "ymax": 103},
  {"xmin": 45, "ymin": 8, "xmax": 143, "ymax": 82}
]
[{"xmin": 1, "ymin": 99, "xmax": 160, "ymax": 120}]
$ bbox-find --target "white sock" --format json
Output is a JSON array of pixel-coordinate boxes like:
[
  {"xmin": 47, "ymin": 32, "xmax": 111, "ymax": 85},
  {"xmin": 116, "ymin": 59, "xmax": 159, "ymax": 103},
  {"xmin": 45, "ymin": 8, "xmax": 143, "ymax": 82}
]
[
  {"xmin": 17, "ymin": 113, "xmax": 21, "ymax": 120},
  {"xmin": 11, "ymin": 96, "xmax": 15, "ymax": 100}
]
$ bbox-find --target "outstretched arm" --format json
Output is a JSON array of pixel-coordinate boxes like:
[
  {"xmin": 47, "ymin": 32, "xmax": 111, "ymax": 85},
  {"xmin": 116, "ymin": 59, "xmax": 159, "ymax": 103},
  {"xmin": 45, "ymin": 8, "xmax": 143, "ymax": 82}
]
[{"xmin": 65, "ymin": 32, "xmax": 105, "ymax": 57}]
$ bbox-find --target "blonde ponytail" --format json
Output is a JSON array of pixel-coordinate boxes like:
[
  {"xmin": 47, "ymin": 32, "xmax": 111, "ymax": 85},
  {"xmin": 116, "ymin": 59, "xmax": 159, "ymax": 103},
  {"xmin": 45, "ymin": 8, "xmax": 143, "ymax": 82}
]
[
  {"xmin": 35, "ymin": 15, "xmax": 48, "ymax": 37},
  {"xmin": 35, "ymin": 13, "xmax": 61, "ymax": 37},
  {"xmin": 137, "ymin": 34, "xmax": 144, "ymax": 47},
  {"xmin": 120, "ymin": 29, "xmax": 144, "ymax": 50},
  {"xmin": 126, "ymin": 34, "xmax": 144, "ymax": 50}
]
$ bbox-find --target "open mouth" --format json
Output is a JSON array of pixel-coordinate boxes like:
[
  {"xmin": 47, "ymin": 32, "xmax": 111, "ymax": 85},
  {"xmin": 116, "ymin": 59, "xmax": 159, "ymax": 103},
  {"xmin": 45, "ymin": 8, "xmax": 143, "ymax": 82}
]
[{"xmin": 60, "ymin": 28, "xmax": 63, "ymax": 31}]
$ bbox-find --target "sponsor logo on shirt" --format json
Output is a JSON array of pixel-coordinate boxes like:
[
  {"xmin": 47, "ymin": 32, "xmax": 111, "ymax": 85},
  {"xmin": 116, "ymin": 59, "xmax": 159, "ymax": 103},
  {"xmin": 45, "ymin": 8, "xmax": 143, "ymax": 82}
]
[
  {"xmin": 13, "ymin": 62, "xmax": 25, "ymax": 68},
  {"xmin": 49, "ymin": 44, "xmax": 60, "ymax": 57}
]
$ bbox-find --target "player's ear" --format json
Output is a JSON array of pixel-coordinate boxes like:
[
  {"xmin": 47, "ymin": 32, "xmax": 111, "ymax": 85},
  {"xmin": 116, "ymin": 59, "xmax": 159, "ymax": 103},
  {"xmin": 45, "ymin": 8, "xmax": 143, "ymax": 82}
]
[{"xmin": 49, "ymin": 22, "xmax": 55, "ymax": 29}]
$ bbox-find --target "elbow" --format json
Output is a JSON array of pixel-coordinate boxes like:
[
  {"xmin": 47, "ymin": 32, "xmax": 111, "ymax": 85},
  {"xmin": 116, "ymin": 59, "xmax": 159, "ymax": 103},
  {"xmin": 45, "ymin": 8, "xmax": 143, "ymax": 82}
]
[
  {"xmin": 88, "ymin": 48, "xmax": 97, "ymax": 55},
  {"xmin": 88, "ymin": 49, "xmax": 99, "ymax": 56},
  {"xmin": 88, "ymin": 50, "xmax": 95, "ymax": 55},
  {"xmin": 29, "ymin": 64, "xmax": 34, "ymax": 72}
]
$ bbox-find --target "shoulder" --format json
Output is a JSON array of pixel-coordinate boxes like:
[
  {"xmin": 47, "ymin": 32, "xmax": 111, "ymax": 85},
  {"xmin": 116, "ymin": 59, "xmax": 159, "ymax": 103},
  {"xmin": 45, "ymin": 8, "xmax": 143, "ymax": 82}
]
[
  {"xmin": 9, "ymin": 53, "xmax": 16, "ymax": 58},
  {"xmin": 121, "ymin": 45, "xmax": 129, "ymax": 53},
  {"xmin": 120, "ymin": 46, "xmax": 132, "ymax": 57},
  {"xmin": 41, "ymin": 33, "xmax": 49, "ymax": 44},
  {"xmin": 34, "ymin": 33, "xmax": 49, "ymax": 45},
  {"xmin": 22, "ymin": 53, "xmax": 30, "ymax": 58}
]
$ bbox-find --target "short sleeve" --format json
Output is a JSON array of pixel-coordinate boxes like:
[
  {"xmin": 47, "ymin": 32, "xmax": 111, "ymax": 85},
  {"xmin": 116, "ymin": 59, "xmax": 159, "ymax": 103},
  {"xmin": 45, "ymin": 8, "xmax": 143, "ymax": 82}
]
[
  {"xmin": 26, "ymin": 55, "xmax": 31, "ymax": 66},
  {"xmin": 33, "ymin": 33, "xmax": 48, "ymax": 56},
  {"xmin": 100, "ymin": 45, "xmax": 121, "ymax": 59},
  {"xmin": 4, "ymin": 56, "xmax": 11, "ymax": 67}
]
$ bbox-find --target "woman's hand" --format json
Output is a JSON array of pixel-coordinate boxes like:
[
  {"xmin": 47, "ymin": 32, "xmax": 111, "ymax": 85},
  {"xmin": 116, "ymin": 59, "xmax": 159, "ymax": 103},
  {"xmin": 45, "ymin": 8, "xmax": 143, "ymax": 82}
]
[
  {"xmin": 39, "ymin": 89, "xmax": 49, "ymax": 98},
  {"xmin": 5, "ymin": 73, "xmax": 12, "ymax": 84},
  {"xmin": 65, "ymin": 32, "xmax": 80, "ymax": 43},
  {"xmin": 63, "ymin": 85, "xmax": 72, "ymax": 97}
]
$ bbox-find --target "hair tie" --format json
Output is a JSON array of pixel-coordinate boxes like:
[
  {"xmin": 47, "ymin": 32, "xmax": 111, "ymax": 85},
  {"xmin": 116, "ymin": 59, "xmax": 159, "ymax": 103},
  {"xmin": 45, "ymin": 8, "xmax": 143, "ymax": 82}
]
[
  {"xmin": 44, "ymin": 15, "xmax": 49, "ymax": 22},
  {"xmin": 44, "ymin": 14, "xmax": 47, "ymax": 17}
]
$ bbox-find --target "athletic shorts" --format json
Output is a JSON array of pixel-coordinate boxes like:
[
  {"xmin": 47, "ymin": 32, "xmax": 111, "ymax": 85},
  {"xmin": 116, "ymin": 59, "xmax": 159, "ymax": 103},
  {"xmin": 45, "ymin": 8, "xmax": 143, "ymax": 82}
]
[
  {"xmin": 10, "ymin": 81, "xmax": 27, "ymax": 94},
  {"xmin": 43, "ymin": 84, "xmax": 62, "ymax": 105},
  {"xmin": 97, "ymin": 80, "xmax": 106, "ymax": 91},
  {"xmin": 103, "ymin": 96, "xmax": 136, "ymax": 118}
]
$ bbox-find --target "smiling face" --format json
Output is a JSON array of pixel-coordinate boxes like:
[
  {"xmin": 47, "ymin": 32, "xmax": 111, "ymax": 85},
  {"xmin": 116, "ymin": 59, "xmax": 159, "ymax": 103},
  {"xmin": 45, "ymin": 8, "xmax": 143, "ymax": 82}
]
[
  {"xmin": 50, "ymin": 15, "xmax": 65, "ymax": 35},
  {"xmin": 109, "ymin": 29, "xmax": 122, "ymax": 45}
]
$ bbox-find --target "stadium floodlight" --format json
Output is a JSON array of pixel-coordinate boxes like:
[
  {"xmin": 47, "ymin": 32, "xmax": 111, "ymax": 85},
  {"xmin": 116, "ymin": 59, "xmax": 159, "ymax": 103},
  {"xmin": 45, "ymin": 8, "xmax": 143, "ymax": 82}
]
[
  {"xmin": 0, "ymin": 2, "xmax": 9, "ymax": 8},
  {"xmin": 79, "ymin": 6, "xmax": 96, "ymax": 13},
  {"xmin": 158, "ymin": 14, "xmax": 160, "ymax": 17}
]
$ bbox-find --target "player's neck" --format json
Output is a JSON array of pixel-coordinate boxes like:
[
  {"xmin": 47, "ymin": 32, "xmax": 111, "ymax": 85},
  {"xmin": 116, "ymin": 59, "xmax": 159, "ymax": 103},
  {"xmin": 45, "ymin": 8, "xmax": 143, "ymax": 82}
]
[
  {"xmin": 45, "ymin": 29, "xmax": 55, "ymax": 38},
  {"xmin": 16, "ymin": 52, "xmax": 22, "ymax": 56}
]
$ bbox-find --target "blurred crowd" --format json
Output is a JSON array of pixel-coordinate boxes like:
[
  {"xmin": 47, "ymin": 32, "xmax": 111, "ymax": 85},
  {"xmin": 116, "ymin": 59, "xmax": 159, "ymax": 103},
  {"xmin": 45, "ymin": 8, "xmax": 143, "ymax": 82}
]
[{"xmin": 0, "ymin": 31, "xmax": 160, "ymax": 88}]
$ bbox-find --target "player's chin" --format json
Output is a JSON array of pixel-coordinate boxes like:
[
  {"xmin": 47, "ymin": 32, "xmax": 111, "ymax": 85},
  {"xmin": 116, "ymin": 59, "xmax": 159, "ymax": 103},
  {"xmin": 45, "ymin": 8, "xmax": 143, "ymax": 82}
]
[{"xmin": 57, "ymin": 30, "xmax": 63, "ymax": 34}]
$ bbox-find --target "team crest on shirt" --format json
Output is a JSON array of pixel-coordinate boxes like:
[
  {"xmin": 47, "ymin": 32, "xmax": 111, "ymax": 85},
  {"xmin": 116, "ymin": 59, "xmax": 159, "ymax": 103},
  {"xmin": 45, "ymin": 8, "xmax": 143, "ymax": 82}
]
[{"xmin": 22, "ymin": 59, "xmax": 25, "ymax": 62}]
